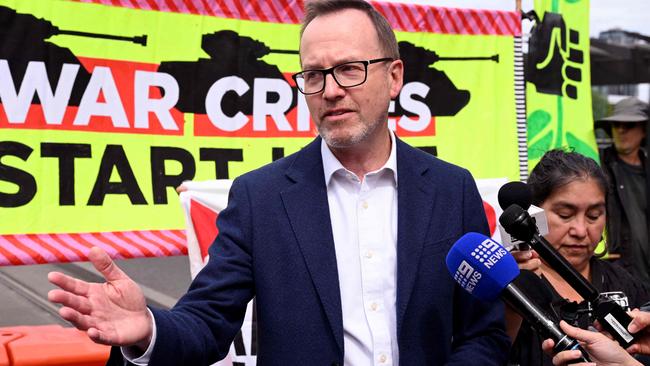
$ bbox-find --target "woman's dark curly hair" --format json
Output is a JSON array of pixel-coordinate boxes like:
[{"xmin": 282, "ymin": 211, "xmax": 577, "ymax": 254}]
[{"xmin": 528, "ymin": 149, "xmax": 608, "ymax": 206}]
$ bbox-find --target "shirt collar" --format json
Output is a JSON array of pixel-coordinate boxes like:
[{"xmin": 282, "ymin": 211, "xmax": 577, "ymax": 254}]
[{"xmin": 321, "ymin": 130, "xmax": 398, "ymax": 186}]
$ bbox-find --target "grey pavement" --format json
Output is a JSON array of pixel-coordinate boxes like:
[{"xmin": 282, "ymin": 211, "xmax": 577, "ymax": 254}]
[{"xmin": 0, "ymin": 255, "xmax": 192, "ymax": 328}]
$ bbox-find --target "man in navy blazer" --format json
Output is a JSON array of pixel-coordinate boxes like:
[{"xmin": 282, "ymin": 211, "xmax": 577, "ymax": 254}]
[{"xmin": 48, "ymin": 1, "xmax": 510, "ymax": 365}]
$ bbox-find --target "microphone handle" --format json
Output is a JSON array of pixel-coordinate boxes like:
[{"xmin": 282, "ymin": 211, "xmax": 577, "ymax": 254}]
[
  {"xmin": 553, "ymin": 337, "xmax": 592, "ymax": 363},
  {"xmin": 529, "ymin": 234, "xmax": 637, "ymax": 347},
  {"xmin": 502, "ymin": 283, "xmax": 591, "ymax": 362},
  {"xmin": 503, "ymin": 283, "xmax": 564, "ymax": 340},
  {"xmin": 530, "ymin": 233, "xmax": 599, "ymax": 303}
]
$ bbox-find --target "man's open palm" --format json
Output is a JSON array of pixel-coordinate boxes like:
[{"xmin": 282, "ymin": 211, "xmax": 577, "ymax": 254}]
[{"xmin": 48, "ymin": 247, "xmax": 152, "ymax": 349}]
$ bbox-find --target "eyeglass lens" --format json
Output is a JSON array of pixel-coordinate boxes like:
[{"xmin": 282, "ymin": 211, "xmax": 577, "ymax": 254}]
[{"xmin": 296, "ymin": 61, "xmax": 367, "ymax": 94}]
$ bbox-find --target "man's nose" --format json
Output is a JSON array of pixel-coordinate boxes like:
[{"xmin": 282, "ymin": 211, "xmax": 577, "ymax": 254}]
[{"xmin": 322, "ymin": 74, "xmax": 345, "ymax": 99}]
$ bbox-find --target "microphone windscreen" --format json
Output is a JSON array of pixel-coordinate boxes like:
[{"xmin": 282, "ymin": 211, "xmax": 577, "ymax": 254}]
[
  {"xmin": 446, "ymin": 232, "xmax": 520, "ymax": 301},
  {"xmin": 498, "ymin": 181, "xmax": 532, "ymax": 210}
]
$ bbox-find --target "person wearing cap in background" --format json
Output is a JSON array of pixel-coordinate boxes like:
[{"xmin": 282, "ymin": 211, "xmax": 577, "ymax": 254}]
[{"xmin": 596, "ymin": 96, "xmax": 650, "ymax": 283}]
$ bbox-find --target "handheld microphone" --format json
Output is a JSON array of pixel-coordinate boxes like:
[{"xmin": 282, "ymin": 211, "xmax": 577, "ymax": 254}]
[
  {"xmin": 497, "ymin": 182, "xmax": 548, "ymax": 250},
  {"xmin": 499, "ymin": 204, "xmax": 637, "ymax": 348},
  {"xmin": 446, "ymin": 232, "xmax": 591, "ymax": 362}
]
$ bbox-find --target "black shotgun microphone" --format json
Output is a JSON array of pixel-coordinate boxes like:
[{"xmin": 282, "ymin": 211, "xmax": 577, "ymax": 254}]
[
  {"xmin": 500, "ymin": 204, "xmax": 599, "ymax": 301},
  {"xmin": 499, "ymin": 204, "xmax": 637, "ymax": 348}
]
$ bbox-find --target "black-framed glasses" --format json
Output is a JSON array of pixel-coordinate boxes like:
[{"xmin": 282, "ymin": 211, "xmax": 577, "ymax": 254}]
[{"xmin": 292, "ymin": 58, "xmax": 394, "ymax": 95}]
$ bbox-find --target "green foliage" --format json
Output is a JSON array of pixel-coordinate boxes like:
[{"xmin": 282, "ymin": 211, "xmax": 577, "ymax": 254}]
[
  {"xmin": 527, "ymin": 109, "xmax": 598, "ymax": 162},
  {"xmin": 527, "ymin": 110, "xmax": 552, "ymax": 143},
  {"xmin": 566, "ymin": 132, "xmax": 599, "ymax": 162},
  {"xmin": 529, "ymin": 130, "xmax": 553, "ymax": 160}
]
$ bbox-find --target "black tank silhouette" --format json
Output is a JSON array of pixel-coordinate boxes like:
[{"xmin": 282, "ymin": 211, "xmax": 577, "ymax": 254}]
[
  {"xmin": 157, "ymin": 30, "xmax": 299, "ymax": 116},
  {"xmin": 157, "ymin": 32, "xmax": 499, "ymax": 119},
  {"xmin": 0, "ymin": 6, "xmax": 146, "ymax": 106},
  {"xmin": 397, "ymin": 41, "xmax": 499, "ymax": 117},
  {"xmin": 0, "ymin": 7, "xmax": 499, "ymax": 120}
]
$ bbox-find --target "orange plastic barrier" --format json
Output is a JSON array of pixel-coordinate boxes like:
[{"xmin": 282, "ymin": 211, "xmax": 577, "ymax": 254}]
[
  {"xmin": 0, "ymin": 325, "xmax": 109, "ymax": 366},
  {"xmin": 0, "ymin": 332, "xmax": 22, "ymax": 366}
]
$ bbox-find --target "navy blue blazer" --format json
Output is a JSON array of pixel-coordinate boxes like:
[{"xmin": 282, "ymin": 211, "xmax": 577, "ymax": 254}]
[{"xmin": 117, "ymin": 137, "xmax": 509, "ymax": 365}]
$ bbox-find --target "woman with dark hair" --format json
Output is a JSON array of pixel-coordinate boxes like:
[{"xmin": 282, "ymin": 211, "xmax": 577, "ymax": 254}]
[{"xmin": 507, "ymin": 149, "xmax": 650, "ymax": 366}]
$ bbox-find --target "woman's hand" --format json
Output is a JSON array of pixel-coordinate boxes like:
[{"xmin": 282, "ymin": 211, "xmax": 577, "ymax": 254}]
[
  {"xmin": 511, "ymin": 249, "xmax": 542, "ymax": 276},
  {"xmin": 626, "ymin": 309, "xmax": 650, "ymax": 355},
  {"xmin": 542, "ymin": 321, "xmax": 641, "ymax": 366}
]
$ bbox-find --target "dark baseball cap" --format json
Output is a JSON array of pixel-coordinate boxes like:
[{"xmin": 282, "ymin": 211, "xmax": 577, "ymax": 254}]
[{"xmin": 596, "ymin": 97, "xmax": 649, "ymax": 129}]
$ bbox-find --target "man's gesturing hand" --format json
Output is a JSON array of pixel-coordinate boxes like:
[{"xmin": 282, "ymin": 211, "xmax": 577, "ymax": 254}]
[{"xmin": 48, "ymin": 247, "xmax": 153, "ymax": 350}]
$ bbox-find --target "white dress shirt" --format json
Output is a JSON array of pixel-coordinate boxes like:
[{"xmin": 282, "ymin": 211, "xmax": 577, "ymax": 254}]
[
  {"xmin": 321, "ymin": 131, "xmax": 399, "ymax": 366},
  {"xmin": 124, "ymin": 131, "xmax": 399, "ymax": 366}
]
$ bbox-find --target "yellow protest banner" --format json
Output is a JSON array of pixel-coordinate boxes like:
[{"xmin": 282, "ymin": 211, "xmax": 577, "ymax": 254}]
[
  {"xmin": 0, "ymin": 0, "xmax": 522, "ymax": 264},
  {"xmin": 526, "ymin": 0, "xmax": 598, "ymax": 165}
]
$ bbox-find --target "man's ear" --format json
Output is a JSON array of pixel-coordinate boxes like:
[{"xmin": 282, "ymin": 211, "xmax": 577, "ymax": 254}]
[{"xmin": 388, "ymin": 59, "xmax": 404, "ymax": 99}]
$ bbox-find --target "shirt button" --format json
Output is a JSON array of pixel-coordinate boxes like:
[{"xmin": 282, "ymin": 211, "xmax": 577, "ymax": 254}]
[
  {"xmin": 370, "ymin": 302, "xmax": 378, "ymax": 311},
  {"xmin": 362, "ymin": 201, "xmax": 368, "ymax": 209},
  {"xmin": 379, "ymin": 354, "xmax": 387, "ymax": 363}
]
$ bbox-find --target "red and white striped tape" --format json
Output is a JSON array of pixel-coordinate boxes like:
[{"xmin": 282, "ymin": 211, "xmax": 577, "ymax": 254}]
[
  {"xmin": 75, "ymin": 0, "xmax": 521, "ymax": 36},
  {"xmin": 374, "ymin": 2, "xmax": 521, "ymax": 36},
  {"xmin": 0, "ymin": 230, "xmax": 187, "ymax": 266}
]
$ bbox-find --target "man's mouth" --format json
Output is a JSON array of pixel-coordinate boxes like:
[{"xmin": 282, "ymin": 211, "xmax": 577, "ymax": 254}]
[{"xmin": 323, "ymin": 109, "xmax": 352, "ymax": 119}]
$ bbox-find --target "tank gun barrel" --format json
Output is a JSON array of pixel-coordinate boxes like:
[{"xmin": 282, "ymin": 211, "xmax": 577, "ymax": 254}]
[
  {"xmin": 54, "ymin": 27, "xmax": 147, "ymax": 46},
  {"xmin": 267, "ymin": 48, "xmax": 299, "ymax": 55},
  {"xmin": 431, "ymin": 54, "xmax": 499, "ymax": 64}
]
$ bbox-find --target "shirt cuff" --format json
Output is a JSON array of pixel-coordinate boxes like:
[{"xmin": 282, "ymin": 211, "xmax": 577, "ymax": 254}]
[{"xmin": 120, "ymin": 308, "xmax": 157, "ymax": 366}]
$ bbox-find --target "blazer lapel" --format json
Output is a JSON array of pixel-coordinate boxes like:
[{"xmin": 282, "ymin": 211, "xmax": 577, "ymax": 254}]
[
  {"xmin": 280, "ymin": 138, "xmax": 344, "ymax": 354},
  {"xmin": 394, "ymin": 139, "xmax": 437, "ymax": 337}
]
